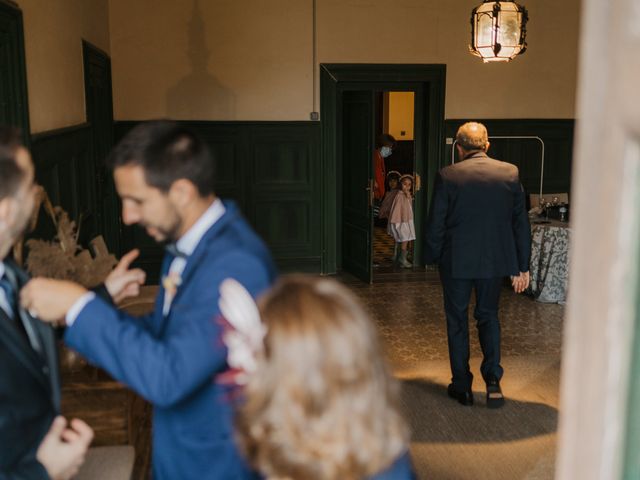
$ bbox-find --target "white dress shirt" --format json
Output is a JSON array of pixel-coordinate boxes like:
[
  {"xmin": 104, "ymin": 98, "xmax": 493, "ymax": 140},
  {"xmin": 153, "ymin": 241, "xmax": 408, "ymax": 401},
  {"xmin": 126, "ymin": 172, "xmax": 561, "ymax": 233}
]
[
  {"xmin": 66, "ymin": 199, "xmax": 226, "ymax": 326},
  {"xmin": 161, "ymin": 199, "xmax": 225, "ymax": 315}
]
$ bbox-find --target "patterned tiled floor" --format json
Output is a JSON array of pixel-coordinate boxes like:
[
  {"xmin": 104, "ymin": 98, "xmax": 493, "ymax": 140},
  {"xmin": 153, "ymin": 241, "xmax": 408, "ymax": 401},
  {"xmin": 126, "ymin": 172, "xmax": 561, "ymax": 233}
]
[
  {"xmin": 345, "ymin": 280, "xmax": 564, "ymax": 368},
  {"xmin": 342, "ymin": 278, "xmax": 564, "ymax": 479},
  {"xmin": 372, "ymin": 224, "xmax": 414, "ymax": 267}
]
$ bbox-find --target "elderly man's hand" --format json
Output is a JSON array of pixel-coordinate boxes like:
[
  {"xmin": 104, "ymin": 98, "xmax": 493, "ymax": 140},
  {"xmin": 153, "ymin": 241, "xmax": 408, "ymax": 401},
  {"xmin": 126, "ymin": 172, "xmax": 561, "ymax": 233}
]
[
  {"xmin": 510, "ymin": 271, "xmax": 530, "ymax": 294},
  {"xmin": 20, "ymin": 279, "xmax": 88, "ymax": 325}
]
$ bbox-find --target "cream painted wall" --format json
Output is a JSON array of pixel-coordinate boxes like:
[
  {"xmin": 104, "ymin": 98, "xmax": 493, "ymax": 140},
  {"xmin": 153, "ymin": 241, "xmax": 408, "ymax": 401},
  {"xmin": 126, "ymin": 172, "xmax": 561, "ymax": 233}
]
[
  {"xmin": 16, "ymin": 0, "xmax": 110, "ymax": 133},
  {"xmin": 110, "ymin": 0, "xmax": 580, "ymax": 121},
  {"xmin": 318, "ymin": 0, "xmax": 580, "ymax": 119},
  {"xmin": 109, "ymin": 0, "xmax": 312, "ymax": 121}
]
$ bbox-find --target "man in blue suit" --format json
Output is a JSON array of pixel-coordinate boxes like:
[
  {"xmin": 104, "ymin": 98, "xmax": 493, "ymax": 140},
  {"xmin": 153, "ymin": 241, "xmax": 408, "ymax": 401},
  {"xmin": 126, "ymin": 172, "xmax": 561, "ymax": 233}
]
[
  {"xmin": 425, "ymin": 122, "xmax": 530, "ymax": 409},
  {"xmin": 21, "ymin": 121, "xmax": 277, "ymax": 479}
]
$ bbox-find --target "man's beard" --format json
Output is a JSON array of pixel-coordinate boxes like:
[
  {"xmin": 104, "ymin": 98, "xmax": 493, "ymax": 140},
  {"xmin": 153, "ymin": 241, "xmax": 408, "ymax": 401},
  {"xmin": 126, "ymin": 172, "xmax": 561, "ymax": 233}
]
[{"xmin": 148, "ymin": 215, "xmax": 183, "ymax": 246}]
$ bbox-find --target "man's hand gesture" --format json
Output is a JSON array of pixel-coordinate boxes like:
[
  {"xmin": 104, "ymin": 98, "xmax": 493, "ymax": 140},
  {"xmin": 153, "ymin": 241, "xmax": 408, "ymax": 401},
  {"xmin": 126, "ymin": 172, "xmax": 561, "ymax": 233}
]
[
  {"xmin": 104, "ymin": 249, "xmax": 146, "ymax": 304},
  {"xmin": 36, "ymin": 416, "xmax": 94, "ymax": 480}
]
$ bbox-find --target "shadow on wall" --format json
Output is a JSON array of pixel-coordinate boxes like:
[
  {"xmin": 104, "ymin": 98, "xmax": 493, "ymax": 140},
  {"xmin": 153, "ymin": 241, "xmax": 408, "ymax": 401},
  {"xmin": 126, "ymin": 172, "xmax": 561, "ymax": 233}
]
[{"xmin": 166, "ymin": 0, "xmax": 236, "ymax": 119}]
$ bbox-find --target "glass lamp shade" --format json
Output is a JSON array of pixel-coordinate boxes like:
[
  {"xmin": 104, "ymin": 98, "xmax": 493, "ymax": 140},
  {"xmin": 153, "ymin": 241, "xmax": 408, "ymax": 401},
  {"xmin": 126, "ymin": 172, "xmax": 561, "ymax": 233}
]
[{"xmin": 470, "ymin": 1, "xmax": 528, "ymax": 62}]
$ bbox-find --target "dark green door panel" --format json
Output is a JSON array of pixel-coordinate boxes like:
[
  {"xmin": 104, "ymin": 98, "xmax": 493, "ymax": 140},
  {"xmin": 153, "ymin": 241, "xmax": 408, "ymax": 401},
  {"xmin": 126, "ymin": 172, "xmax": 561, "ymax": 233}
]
[
  {"xmin": 0, "ymin": 2, "xmax": 30, "ymax": 142},
  {"xmin": 83, "ymin": 41, "xmax": 120, "ymax": 254},
  {"xmin": 341, "ymin": 91, "xmax": 373, "ymax": 283},
  {"xmin": 115, "ymin": 121, "xmax": 322, "ymax": 277},
  {"xmin": 30, "ymin": 125, "xmax": 107, "ymax": 256},
  {"xmin": 320, "ymin": 64, "xmax": 447, "ymax": 275},
  {"xmin": 248, "ymin": 125, "xmax": 321, "ymax": 272}
]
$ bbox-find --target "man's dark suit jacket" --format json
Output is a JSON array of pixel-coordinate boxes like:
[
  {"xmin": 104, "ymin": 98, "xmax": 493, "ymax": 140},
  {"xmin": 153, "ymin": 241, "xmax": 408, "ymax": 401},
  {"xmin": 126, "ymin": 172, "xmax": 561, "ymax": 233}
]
[
  {"xmin": 424, "ymin": 151, "xmax": 531, "ymax": 278},
  {"xmin": 0, "ymin": 260, "xmax": 60, "ymax": 479}
]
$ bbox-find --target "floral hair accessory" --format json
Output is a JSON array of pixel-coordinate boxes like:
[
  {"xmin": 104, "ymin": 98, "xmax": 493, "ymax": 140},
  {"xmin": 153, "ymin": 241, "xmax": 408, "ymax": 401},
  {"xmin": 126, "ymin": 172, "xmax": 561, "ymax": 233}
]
[
  {"xmin": 217, "ymin": 278, "xmax": 266, "ymax": 385},
  {"xmin": 399, "ymin": 173, "xmax": 414, "ymax": 183}
]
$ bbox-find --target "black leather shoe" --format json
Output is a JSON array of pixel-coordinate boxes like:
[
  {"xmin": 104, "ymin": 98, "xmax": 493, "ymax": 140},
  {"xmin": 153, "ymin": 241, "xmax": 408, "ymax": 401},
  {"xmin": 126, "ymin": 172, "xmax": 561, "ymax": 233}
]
[
  {"xmin": 486, "ymin": 378, "xmax": 505, "ymax": 409},
  {"xmin": 447, "ymin": 384, "xmax": 473, "ymax": 406}
]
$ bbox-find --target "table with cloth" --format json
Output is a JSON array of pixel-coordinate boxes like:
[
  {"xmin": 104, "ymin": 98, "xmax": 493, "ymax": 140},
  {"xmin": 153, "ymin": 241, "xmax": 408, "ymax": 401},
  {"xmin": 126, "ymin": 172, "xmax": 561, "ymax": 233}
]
[{"xmin": 528, "ymin": 219, "xmax": 571, "ymax": 304}]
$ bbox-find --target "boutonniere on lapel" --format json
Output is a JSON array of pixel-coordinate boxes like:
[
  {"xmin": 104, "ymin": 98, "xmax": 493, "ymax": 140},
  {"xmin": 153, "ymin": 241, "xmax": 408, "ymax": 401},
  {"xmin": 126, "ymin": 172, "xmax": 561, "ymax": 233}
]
[{"xmin": 162, "ymin": 271, "xmax": 183, "ymax": 297}]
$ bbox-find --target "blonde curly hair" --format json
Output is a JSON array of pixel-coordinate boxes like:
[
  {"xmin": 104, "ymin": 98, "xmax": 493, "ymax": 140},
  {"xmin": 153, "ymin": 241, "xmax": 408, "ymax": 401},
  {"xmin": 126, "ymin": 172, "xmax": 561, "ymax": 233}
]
[{"xmin": 236, "ymin": 275, "xmax": 409, "ymax": 480}]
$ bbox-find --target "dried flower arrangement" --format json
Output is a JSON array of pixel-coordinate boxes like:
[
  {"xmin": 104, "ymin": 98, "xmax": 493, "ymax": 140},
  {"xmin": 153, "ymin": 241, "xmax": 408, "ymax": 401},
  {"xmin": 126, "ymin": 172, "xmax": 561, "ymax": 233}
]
[
  {"xmin": 15, "ymin": 188, "xmax": 119, "ymax": 373},
  {"xmin": 22, "ymin": 190, "xmax": 117, "ymax": 288}
]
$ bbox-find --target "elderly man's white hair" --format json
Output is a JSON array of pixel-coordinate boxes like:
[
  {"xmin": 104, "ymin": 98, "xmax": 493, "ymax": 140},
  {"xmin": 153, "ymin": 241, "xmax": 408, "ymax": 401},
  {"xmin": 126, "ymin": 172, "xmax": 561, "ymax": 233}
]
[{"xmin": 456, "ymin": 122, "xmax": 489, "ymax": 151}]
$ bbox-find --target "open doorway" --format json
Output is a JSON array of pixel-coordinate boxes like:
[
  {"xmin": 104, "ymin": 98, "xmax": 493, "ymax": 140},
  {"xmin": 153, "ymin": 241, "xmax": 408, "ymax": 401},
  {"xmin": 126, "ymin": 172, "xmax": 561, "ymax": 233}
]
[
  {"xmin": 340, "ymin": 87, "xmax": 423, "ymax": 283},
  {"xmin": 322, "ymin": 64, "xmax": 446, "ymax": 283},
  {"xmin": 373, "ymin": 91, "xmax": 416, "ymax": 272}
]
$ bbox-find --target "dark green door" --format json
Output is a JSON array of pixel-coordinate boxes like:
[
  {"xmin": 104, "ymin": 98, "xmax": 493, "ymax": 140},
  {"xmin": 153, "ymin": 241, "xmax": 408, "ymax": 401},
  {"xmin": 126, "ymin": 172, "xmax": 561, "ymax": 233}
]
[
  {"xmin": 83, "ymin": 41, "xmax": 120, "ymax": 254},
  {"xmin": 341, "ymin": 90, "xmax": 374, "ymax": 283},
  {"xmin": 0, "ymin": 2, "xmax": 29, "ymax": 142}
]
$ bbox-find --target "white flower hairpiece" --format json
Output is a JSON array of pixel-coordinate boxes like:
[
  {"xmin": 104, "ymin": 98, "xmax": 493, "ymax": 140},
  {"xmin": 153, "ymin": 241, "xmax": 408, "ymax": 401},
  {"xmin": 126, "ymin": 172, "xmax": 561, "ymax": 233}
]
[{"xmin": 218, "ymin": 278, "xmax": 266, "ymax": 385}]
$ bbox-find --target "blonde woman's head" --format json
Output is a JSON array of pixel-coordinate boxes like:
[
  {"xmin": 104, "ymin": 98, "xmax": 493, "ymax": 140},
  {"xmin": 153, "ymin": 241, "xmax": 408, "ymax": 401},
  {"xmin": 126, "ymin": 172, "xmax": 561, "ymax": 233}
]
[{"xmin": 237, "ymin": 275, "xmax": 409, "ymax": 480}]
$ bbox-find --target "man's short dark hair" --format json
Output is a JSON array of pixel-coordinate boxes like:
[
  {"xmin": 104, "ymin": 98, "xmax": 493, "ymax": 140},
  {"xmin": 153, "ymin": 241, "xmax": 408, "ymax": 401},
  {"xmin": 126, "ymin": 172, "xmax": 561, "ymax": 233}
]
[
  {"xmin": 0, "ymin": 126, "xmax": 26, "ymax": 201},
  {"xmin": 106, "ymin": 120, "xmax": 215, "ymax": 196}
]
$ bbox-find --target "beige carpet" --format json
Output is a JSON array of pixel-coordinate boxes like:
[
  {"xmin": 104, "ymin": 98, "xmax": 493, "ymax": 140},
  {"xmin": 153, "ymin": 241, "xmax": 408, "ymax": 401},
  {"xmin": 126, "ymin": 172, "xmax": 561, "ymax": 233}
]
[
  {"xmin": 75, "ymin": 446, "xmax": 135, "ymax": 480},
  {"xmin": 397, "ymin": 355, "xmax": 560, "ymax": 480}
]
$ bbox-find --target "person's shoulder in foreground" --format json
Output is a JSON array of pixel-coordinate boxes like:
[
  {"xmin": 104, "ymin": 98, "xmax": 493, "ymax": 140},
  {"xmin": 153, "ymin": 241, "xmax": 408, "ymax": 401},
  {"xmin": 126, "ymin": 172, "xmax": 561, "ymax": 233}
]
[{"xmin": 370, "ymin": 450, "xmax": 417, "ymax": 480}]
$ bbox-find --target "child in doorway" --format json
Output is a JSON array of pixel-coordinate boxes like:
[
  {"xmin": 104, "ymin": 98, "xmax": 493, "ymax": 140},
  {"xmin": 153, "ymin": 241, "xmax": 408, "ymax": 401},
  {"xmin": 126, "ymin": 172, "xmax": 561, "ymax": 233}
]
[
  {"xmin": 379, "ymin": 170, "xmax": 401, "ymax": 221},
  {"xmin": 388, "ymin": 174, "xmax": 415, "ymax": 268}
]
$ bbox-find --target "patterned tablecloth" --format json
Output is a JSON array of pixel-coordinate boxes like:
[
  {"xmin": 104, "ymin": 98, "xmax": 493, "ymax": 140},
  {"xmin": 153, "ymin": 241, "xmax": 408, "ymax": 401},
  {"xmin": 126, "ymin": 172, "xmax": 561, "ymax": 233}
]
[{"xmin": 529, "ymin": 220, "xmax": 571, "ymax": 304}]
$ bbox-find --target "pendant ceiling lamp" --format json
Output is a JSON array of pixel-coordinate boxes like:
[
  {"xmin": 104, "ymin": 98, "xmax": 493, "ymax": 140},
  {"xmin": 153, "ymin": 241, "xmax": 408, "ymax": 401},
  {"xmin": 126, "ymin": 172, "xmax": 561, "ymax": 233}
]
[{"xmin": 469, "ymin": 1, "xmax": 529, "ymax": 63}]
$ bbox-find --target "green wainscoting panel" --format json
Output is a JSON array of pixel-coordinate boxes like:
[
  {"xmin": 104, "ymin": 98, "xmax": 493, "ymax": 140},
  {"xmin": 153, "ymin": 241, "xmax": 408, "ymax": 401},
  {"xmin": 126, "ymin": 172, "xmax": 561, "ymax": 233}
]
[
  {"xmin": 30, "ymin": 124, "xmax": 98, "ymax": 246},
  {"xmin": 445, "ymin": 119, "xmax": 575, "ymax": 198},
  {"xmin": 115, "ymin": 121, "xmax": 322, "ymax": 278},
  {"xmin": 28, "ymin": 118, "xmax": 572, "ymax": 282}
]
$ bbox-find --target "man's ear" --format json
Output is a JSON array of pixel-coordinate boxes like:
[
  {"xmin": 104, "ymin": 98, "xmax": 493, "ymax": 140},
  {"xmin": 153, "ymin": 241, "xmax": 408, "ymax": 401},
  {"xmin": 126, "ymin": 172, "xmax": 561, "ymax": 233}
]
[
  {"xmin": 485, "ymin": 141, "xmax": 490, "ymax": 152},
  {"xmin": 168, "ymin": 179, "xmax": 197, "ymax": 208}
]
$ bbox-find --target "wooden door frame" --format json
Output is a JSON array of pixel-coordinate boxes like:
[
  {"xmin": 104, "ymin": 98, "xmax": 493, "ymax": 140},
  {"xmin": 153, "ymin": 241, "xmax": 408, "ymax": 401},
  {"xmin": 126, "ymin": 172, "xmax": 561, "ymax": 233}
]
[
  {"xmin": 320, "ymin": 64, "xmax": 446, "ymax": 275},
  {"xmin": 556, "ymin": 0, "xmax": 640, "ymax": 478}
]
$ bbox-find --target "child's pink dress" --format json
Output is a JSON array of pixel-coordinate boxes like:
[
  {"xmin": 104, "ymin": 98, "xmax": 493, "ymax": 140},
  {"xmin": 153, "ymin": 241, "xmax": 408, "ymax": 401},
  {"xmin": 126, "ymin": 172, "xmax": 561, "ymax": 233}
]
[{"xmin": 388, "ymin": 191, "xmax": 415, "ymax": 242}]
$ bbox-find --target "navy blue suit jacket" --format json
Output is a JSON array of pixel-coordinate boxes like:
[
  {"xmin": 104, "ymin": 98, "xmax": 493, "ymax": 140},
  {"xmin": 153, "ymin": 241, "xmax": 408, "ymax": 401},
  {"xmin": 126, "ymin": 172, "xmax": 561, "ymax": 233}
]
[
  {"xmin": 369, "ymin": 451, "xmax": 416, "ymax": 480},
  {"xmin": 424, "ymin": 152, "xmax": 531, "ymax": 279},
  {"xmin": 64, "ymin": 200, "xmax": 276, "ymax": 480},
  {"xmin": 0, "ymin": 261, "xmax": 60, "ymax": 480}
]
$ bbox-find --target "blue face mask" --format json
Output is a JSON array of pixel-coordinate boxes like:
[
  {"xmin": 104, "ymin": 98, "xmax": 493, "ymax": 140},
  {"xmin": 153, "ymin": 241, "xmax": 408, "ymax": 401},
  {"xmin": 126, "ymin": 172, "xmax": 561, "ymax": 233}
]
[{"xmin": 380, "ymin": 146, "xmax": 392, "ymax": 158}]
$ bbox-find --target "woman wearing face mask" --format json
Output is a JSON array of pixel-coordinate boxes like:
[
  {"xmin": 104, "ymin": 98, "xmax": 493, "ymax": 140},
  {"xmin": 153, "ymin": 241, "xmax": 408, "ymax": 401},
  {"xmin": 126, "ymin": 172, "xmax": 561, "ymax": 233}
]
[{"xmin": 373, "ymin": 134, "xmax": 395, "ymax": 201}]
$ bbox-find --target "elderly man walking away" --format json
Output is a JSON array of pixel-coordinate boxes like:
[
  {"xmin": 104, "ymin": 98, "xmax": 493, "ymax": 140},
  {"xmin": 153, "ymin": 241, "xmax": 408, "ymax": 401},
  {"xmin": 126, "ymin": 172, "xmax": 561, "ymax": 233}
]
[{"xmin": 425, "ymin": 122, "xmax": 531, "ymax": 408}]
